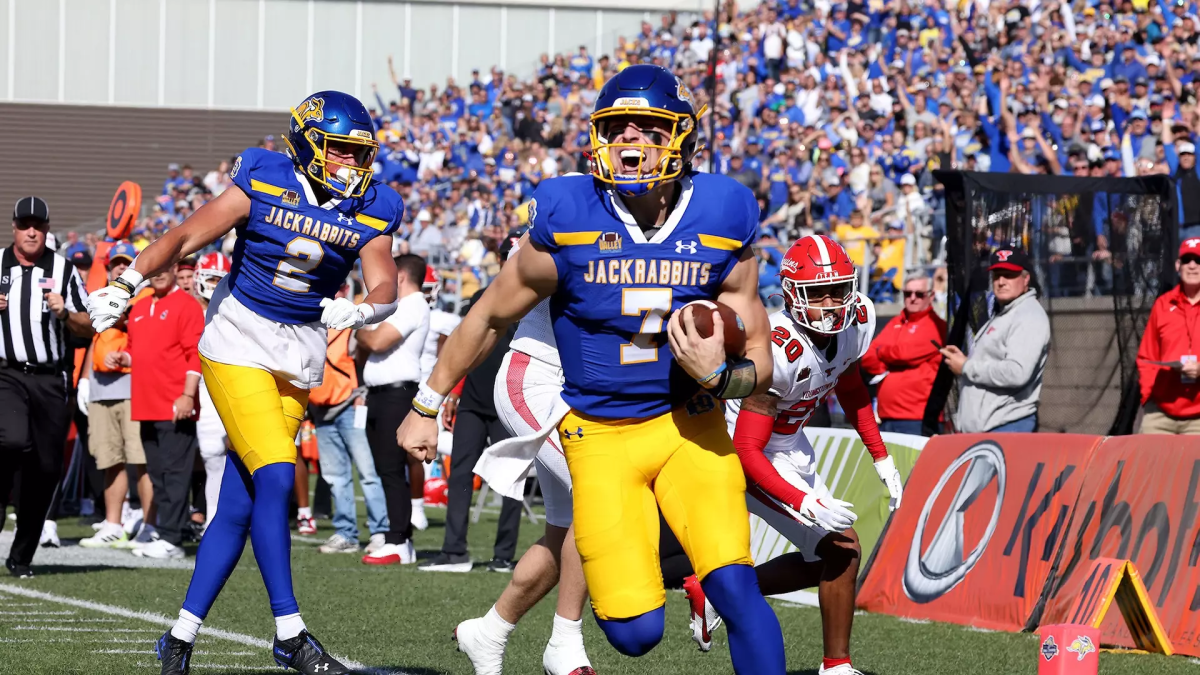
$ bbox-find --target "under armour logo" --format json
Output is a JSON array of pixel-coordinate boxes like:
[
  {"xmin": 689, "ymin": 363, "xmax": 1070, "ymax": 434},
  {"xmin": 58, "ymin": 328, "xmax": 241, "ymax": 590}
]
[
  {"xmin": 675, "ymin": 240, "xmax": 698, "ymax": 254},
  {"xmin": 314, "ymin": 664, "xmax": 329, "ymax": 672},
  {"xmin": 337, "ymin": 213, "xmax": 354, "ymax": 225},
  {"xmin": 995, "ymin": 249, "xmax": 1013, "ymax": 261},
  {"xmin": 563, "ymin": 427, "xmax": 584, "ymax": 440}
]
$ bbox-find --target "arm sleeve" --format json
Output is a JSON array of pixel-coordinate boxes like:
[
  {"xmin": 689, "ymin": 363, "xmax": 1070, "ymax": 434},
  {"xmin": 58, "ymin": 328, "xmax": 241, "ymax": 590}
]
[
  {"xmin": 962, "ymin": 308, "xmax": 1050, "ymax": 389},
  {"xmin": 1137, "ymin": 301, "xmax": 1162, "ymax": 404},
  {"xmin": 834, "ymin": 367, "xmax": 888, "ymax": 460},
  {"xmin": 734, "ymin": 409, "xmax": 810, "ymax": 511}
]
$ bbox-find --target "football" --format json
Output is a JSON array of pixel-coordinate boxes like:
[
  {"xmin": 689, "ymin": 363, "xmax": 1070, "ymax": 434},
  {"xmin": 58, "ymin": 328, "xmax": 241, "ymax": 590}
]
[{"xmin": 680, "ymin": 300, "xmax": 747, "ymax": 357}]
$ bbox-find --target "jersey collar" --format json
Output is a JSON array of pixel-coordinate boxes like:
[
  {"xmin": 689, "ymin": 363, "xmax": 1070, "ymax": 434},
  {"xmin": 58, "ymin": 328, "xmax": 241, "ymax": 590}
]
[
  {"xmin": 606, "ymin": 175, "xmax": 694, "ymax": 245},
  {"xmin": 294, "ymin": 169, "xmax": 344, "ymax": 211}
]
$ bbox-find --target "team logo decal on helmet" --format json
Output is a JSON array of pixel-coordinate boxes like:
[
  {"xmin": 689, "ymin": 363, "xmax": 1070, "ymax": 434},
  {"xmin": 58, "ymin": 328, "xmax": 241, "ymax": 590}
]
[
  {"xmin": 283, "ymin": 90, "xmax": 379, "ymax": 199},
  {"xmin": 779, "ymin": 235, "xmax": 860, "ymax": 335},
  {"xmin": 589, "ymin": 65, "xmax": 708, "ymax": 197},
  {"xmin": 195, "ymin": 251, "xmax": 232, "ymax": 301},
  {"xmin": 297, "ymin": 97, "xmax": 325, "ymax": 124}
]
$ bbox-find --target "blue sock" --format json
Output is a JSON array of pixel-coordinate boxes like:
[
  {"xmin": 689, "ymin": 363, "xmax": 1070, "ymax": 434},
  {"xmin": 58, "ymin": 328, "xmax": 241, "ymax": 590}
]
[
  {"xmin": 594, "ymin": 606, "xmax": 664, "ymax": 657},
  {"xmin": 249, "ymin": 462, "xmax": 300, "ymax": 617},
  {"xmin": 702, "ymin": 564, "xmax": 785, "ymax": 675},
  {"xmin": 181, "ymin": 455, "xmax": 253, "ymax": 619}
]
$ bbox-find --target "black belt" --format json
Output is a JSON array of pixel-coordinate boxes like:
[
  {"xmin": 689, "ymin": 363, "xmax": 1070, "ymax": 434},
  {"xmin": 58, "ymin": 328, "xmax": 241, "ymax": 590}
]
[
  {"xmin": 366, "ymin": 381, "xmax": 418, "ymax": 394},
  {"xmin": 0, "ymin": 359, "xmax": 62, "ymax": 375}
]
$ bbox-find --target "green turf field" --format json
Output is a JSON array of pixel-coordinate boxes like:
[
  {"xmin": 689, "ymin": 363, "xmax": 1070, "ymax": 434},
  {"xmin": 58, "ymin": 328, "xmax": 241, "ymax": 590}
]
[{"xmin": 0, "ymin": 505, "xmax": 1195, "ymax": 675}]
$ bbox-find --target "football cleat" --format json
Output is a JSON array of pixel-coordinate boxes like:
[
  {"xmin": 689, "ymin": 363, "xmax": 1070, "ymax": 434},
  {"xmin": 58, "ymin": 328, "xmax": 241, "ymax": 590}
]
[
  {"xmin": 154, "ymin": 631, "xmax": 194, "ymax": 675},
  {"xmin": 453, "ymin": 617, "xmax": 505, "ymax": 675},
  {"xmin": 361, "ymin": 540, "xmax": 415, "ymax": 565},
  {"xmin": 272, "ymin": 630, "xmax": 350, "ymax": 674},
  {"xmin": 486, "ymin": 558, "xmax": 514, "ymax": 573},
  {"xmin": 683, "ymin": 574, "xmax": 723, "ymax": 652},
  {"xmin": 80, "ymin": 522, "xmax": 129, "ymax": 548},
  {"xmin": 132, "ymin": 539, "xmax": 185, "ymax": 560},
  {"xmin": 5, "ymin": 559, "xmax": 32, "ymax": 579},
  {"xmin": 317, "ymin": 533, "xmax": 359, "ymax": 554},
  {"xmin": 297, "ymin": 515, "xmax": 318, "ymax": 536},
  {"xmin": 543, "ymin": 640, "xmax": 596, "ymax": 675},
  {"xmin": 39, "ymin": 520, "xmax": 60, "ymax": 548},
  {"xmin": 818, "ymin": 664, "xmax": 864, "ymax": 675}
]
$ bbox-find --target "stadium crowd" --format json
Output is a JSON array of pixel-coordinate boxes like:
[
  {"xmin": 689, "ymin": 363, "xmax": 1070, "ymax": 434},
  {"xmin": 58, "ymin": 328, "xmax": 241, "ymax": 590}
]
[{"xmin": 20, "ymin": 0, "xmax": 1200, "ymax": 563}]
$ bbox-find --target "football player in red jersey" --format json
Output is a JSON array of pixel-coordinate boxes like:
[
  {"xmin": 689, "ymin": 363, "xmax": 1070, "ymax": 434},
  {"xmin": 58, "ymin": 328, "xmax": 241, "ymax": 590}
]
[{"xmin": 688, "ymin": 235, "xmax": 905, "ymax": 675}]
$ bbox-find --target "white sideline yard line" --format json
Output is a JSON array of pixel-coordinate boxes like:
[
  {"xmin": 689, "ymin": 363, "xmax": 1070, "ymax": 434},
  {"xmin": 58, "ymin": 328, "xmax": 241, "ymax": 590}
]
[
  {"xmin": 13, "ymin": 627, "xmax": 158, "ymax": 632},
  {"xmin": 0, "ymin": 583, "xmax": 370, "ymax": 670},
  {"xmin": 0, "ymin": 610, "xmax": 75, "ymax": 615},
  {"xmin": 9, "ymin": 618, "xmax": 119, "ymax": 623}
]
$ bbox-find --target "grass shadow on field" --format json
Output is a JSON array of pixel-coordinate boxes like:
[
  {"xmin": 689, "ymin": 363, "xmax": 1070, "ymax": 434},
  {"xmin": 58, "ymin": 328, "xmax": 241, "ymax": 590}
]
[
  {"xmin": 27, "ymin": 564, "xmax": 124, "ymax": 576},
  {"xmin": 353, "ymin": 667, "xmax": 451, "ymax": 675}
]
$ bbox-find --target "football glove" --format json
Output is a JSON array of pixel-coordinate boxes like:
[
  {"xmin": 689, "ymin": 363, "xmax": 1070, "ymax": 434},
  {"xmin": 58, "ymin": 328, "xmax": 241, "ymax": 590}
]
[
  {"xmin": 791, "ymin": 493, "xmax": 857, "ymax": 533},
  {"xmin": 319, "ymin": 297, "xmax": 371, "ymax": 330},
  {"xmin": 86, "ymin": 284, "xmax": 132, "ymax": 333},
  {"xmin": 77, "ymin": 378, "xmax": 90, "ymax": 417},
  {"xmin": 874, "ymin": 455, "xmax": 904, "ymax": 512}
]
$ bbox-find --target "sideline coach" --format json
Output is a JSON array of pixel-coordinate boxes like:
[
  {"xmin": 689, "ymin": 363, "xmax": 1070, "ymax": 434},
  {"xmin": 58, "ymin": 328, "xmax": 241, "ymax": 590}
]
[{"xmin": 0, "ymin": 197, "xmax": 91, "ymax": 578}]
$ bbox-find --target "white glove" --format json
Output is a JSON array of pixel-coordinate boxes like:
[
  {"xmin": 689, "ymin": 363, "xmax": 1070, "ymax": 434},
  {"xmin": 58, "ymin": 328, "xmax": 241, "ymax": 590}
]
[
  {"xmin": 791, "ymin": 493, "xmax": 858, "ymax": 533},
  {"xmin": 319, "ymin": 297, "xmax": 370, "ymax": 330},
  {"xmin": 86, "ymin": 285, "xmax": 131, "ymax": 333},
  {"xmin": 874, "ymin": 455, "xmax": 904, "ymax": 512},
  {"xmin": 77, "ymin": 379, "xmax": 90, "ymax": 417}
]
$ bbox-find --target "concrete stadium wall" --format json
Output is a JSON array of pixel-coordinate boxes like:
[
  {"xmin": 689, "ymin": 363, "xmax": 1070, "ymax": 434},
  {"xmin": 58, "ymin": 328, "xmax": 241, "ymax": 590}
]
[
  {"xmin": 0, "ymin": 101, "xmax": 281, "ymax": 244},
  {"xmin": 0, "ymin": 0, "xmax": 700, "ymax": 111}
]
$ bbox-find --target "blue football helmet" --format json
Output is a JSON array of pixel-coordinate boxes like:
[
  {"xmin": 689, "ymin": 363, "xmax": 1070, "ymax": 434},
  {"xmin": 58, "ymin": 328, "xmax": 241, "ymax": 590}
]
[
  {"xmin": 283, "ymin": 91, "xmax": 379, "ymax": 199},
  {"xmin": 589, "ymin": 65, "xmax": 707, "ymax": 196}
]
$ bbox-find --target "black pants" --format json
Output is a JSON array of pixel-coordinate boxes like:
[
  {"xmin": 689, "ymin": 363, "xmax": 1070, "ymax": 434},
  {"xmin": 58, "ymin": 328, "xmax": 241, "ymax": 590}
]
[
  {"xmin": 443, "ymin": 409, "xmax": 521, "ymax": 560},
  {"xmin": 366, "ymin": 385, "xmax": 417, "ymax": 545},
  {"xmin": 0, "ymin": 369, "xmax": 70, "ymax": 567},
  {"xmin": 141, "ymin": 420, "xmax": 197, "ymax": 546}
]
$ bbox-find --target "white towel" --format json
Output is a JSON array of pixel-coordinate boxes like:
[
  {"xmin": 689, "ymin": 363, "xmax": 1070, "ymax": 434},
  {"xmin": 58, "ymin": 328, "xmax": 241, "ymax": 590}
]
[{"xmin": 474, "ymin": 395, "xmax": 572, "ymax": 500}]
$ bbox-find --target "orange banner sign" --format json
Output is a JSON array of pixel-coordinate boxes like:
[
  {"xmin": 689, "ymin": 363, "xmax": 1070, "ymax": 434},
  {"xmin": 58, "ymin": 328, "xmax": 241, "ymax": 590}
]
[
  {"xmin": 858, "ymin": 434, "xmax": 1101, "ymax": 631},
  {"xmin": 1038, "ymin": 436, "xmax": 1200, "ymax": 656}
]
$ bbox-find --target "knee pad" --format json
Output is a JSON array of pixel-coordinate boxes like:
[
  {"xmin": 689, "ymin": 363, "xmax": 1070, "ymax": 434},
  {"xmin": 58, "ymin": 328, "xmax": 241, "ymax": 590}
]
[{"xmin": 594, "ymin": 606, "xmax": 664, "ymax": 657}]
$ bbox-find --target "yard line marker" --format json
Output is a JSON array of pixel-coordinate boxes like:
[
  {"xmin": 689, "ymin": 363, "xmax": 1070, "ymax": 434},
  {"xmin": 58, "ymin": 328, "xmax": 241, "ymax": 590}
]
[
  {"xmin": 8, "ymin": 618, "xmax": 118, "ymax": 623},
  {"xmin": 898, "ymin": 617, "xmax": 930, "ymax": 624},
  {"xmin": 0, "ymin": 583, "xmax": 368, "ymax": 670},
  {"xmin": 0, "ymin": 610, "xmax": 75, "ymax": 615}
]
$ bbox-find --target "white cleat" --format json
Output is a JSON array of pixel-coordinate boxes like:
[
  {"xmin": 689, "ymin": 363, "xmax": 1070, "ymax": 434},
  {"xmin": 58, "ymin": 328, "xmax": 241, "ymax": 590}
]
[
  {"xmin": 361, "ymin": 541, "xmax": 415, "ymax": 565},
  {"xmin": 453, "ymin": 616, "xmax": 506, "ymax": 675},
  {"xmin": 818, "ymin": 664, "xmax": 865, "ymax": 675},
  {"xmin": 365, "ymin": 533, "xmax": 386, "ymax": 554},
  {"xmin": 131, "ymin": 538, "xmax": 184, "ymax": 560},
  {"xmin": 542, "ymin": 640, "xmax": 596, "ymax": 675},
  {"xmin": 411, "ymin": 507, "xmax": 429, "ymax": 531},
  {"xmin": 39, "ymin": 521, "xmax": 60, "ymax": 548},
  {"xmin": 683, "ymin": 574, "xmax": 723, "ymax": 652},
  {"xmin": 80, "ymin": 522, "xmax": 129, "ymax": 549}
]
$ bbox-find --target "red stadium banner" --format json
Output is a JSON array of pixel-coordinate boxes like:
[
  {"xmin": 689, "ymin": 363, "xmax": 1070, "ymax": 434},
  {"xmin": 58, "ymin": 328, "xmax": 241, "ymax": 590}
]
[
  {"xmin": 1038, "ymin": 436, "xmax": 1200, "ymax": 656},
  {"xmin": 858, "ymin": 434, "xmax": 1101, "ymax": 632}
]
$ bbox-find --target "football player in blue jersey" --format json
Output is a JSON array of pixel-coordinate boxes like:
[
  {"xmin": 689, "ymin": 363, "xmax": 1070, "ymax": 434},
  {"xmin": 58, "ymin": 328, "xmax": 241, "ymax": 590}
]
[
  {"xmin": 399, "ymin": 64, "xmax": 787, "ymax": 674},
  {"xmin": 86, "ymin": 91, "xmax": 404, "ymax": 675}
]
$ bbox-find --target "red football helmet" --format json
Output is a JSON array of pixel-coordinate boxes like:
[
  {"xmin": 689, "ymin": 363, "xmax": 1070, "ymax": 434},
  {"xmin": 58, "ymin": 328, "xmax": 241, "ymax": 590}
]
[
  {"xmin": 779, "ymin": 235, "xmax": 859, "ymax": 335},
  {"xmin": 423, "ymin": 477, "xmax": 448, "ymax": 507},
  {"xmin": 195, "ymin": 252, "xmax": 231, "ymax": 300},
  {"xmin": 422, "ymin": 266, "xmax": 442, "ymax": 308}
]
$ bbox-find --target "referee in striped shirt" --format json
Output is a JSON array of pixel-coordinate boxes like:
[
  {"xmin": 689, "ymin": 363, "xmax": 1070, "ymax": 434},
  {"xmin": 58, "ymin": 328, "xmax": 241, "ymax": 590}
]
[{"xmin": 0, "ymin": 196, "xmax": 91, "ymax": 578}]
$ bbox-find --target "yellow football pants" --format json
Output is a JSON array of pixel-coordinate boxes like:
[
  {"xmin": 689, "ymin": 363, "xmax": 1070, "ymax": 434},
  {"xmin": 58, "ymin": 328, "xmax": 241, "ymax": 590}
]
[
  {"xmin": 200, "ymin": 356, "xmax": 307, "ymax": 474},
  {"xmin": 560, "ymin": 396, "xmax": 753, "ymax": 620}
]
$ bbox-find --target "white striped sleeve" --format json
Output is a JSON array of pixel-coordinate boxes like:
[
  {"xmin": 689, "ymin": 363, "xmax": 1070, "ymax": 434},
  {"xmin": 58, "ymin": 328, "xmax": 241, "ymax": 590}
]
[{"xmin": 64, "ymin": 265, "xmax": 86, "ymax": 313}]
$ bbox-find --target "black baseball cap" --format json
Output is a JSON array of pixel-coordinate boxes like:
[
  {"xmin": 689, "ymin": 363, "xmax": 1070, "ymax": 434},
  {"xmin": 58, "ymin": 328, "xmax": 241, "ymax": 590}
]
[
  {"xmin": 989, "ymin": 247, "xmax": 1032, "ymax": 273},
  {"xmin": 12, "ymin": 196, "xmax": 49, "ymax": 223}
]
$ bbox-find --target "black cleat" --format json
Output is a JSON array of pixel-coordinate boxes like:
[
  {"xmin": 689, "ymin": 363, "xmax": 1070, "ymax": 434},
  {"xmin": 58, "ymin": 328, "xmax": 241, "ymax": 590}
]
[
  {"xmin": 154, "ymin": 631, "xmax": 194, "ymax": 675},
  {"xmin": 486, "ymin": 558, "xmax": 514, "ymax": 573},
  {"xmin": 273, "ymin": 630, "xmax": 350, "ymax": 674},
  {"xmin": 5, "ymin": 559, "xmax": 32, "ymax": 579}
]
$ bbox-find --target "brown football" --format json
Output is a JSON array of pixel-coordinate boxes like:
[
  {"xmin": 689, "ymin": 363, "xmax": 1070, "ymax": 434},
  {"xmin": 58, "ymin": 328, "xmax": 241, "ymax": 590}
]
[{"xmin": 680, "ymin": 300, "xmax": 747, "ymax": 357}]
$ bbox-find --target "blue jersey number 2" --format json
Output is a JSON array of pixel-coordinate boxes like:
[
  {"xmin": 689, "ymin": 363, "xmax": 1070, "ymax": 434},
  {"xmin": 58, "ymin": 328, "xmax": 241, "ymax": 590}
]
[{"xmin": 274, "ymin": 236, "xmax": 324, "ymax": 293}]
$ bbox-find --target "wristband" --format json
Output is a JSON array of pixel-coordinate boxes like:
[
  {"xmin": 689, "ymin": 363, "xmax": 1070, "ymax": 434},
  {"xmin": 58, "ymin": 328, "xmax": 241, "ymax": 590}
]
[
  {"xmin": 413, "ymin": 381, "xmax": 446, "ymax": 418},
  {"xmin": 698, "ymin": 362, "xmax": 727, "ymax": 387},
  {"xmin": 112, "ymin": 268, "xmax": 144, "ymax": 295},
  {"xmin": 712, "ymin": 358, "xmax": 757, "ymax": 400},
  {"xmin": 362, "ymin": 299, "xmax": 398, "ymax": 325}
]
